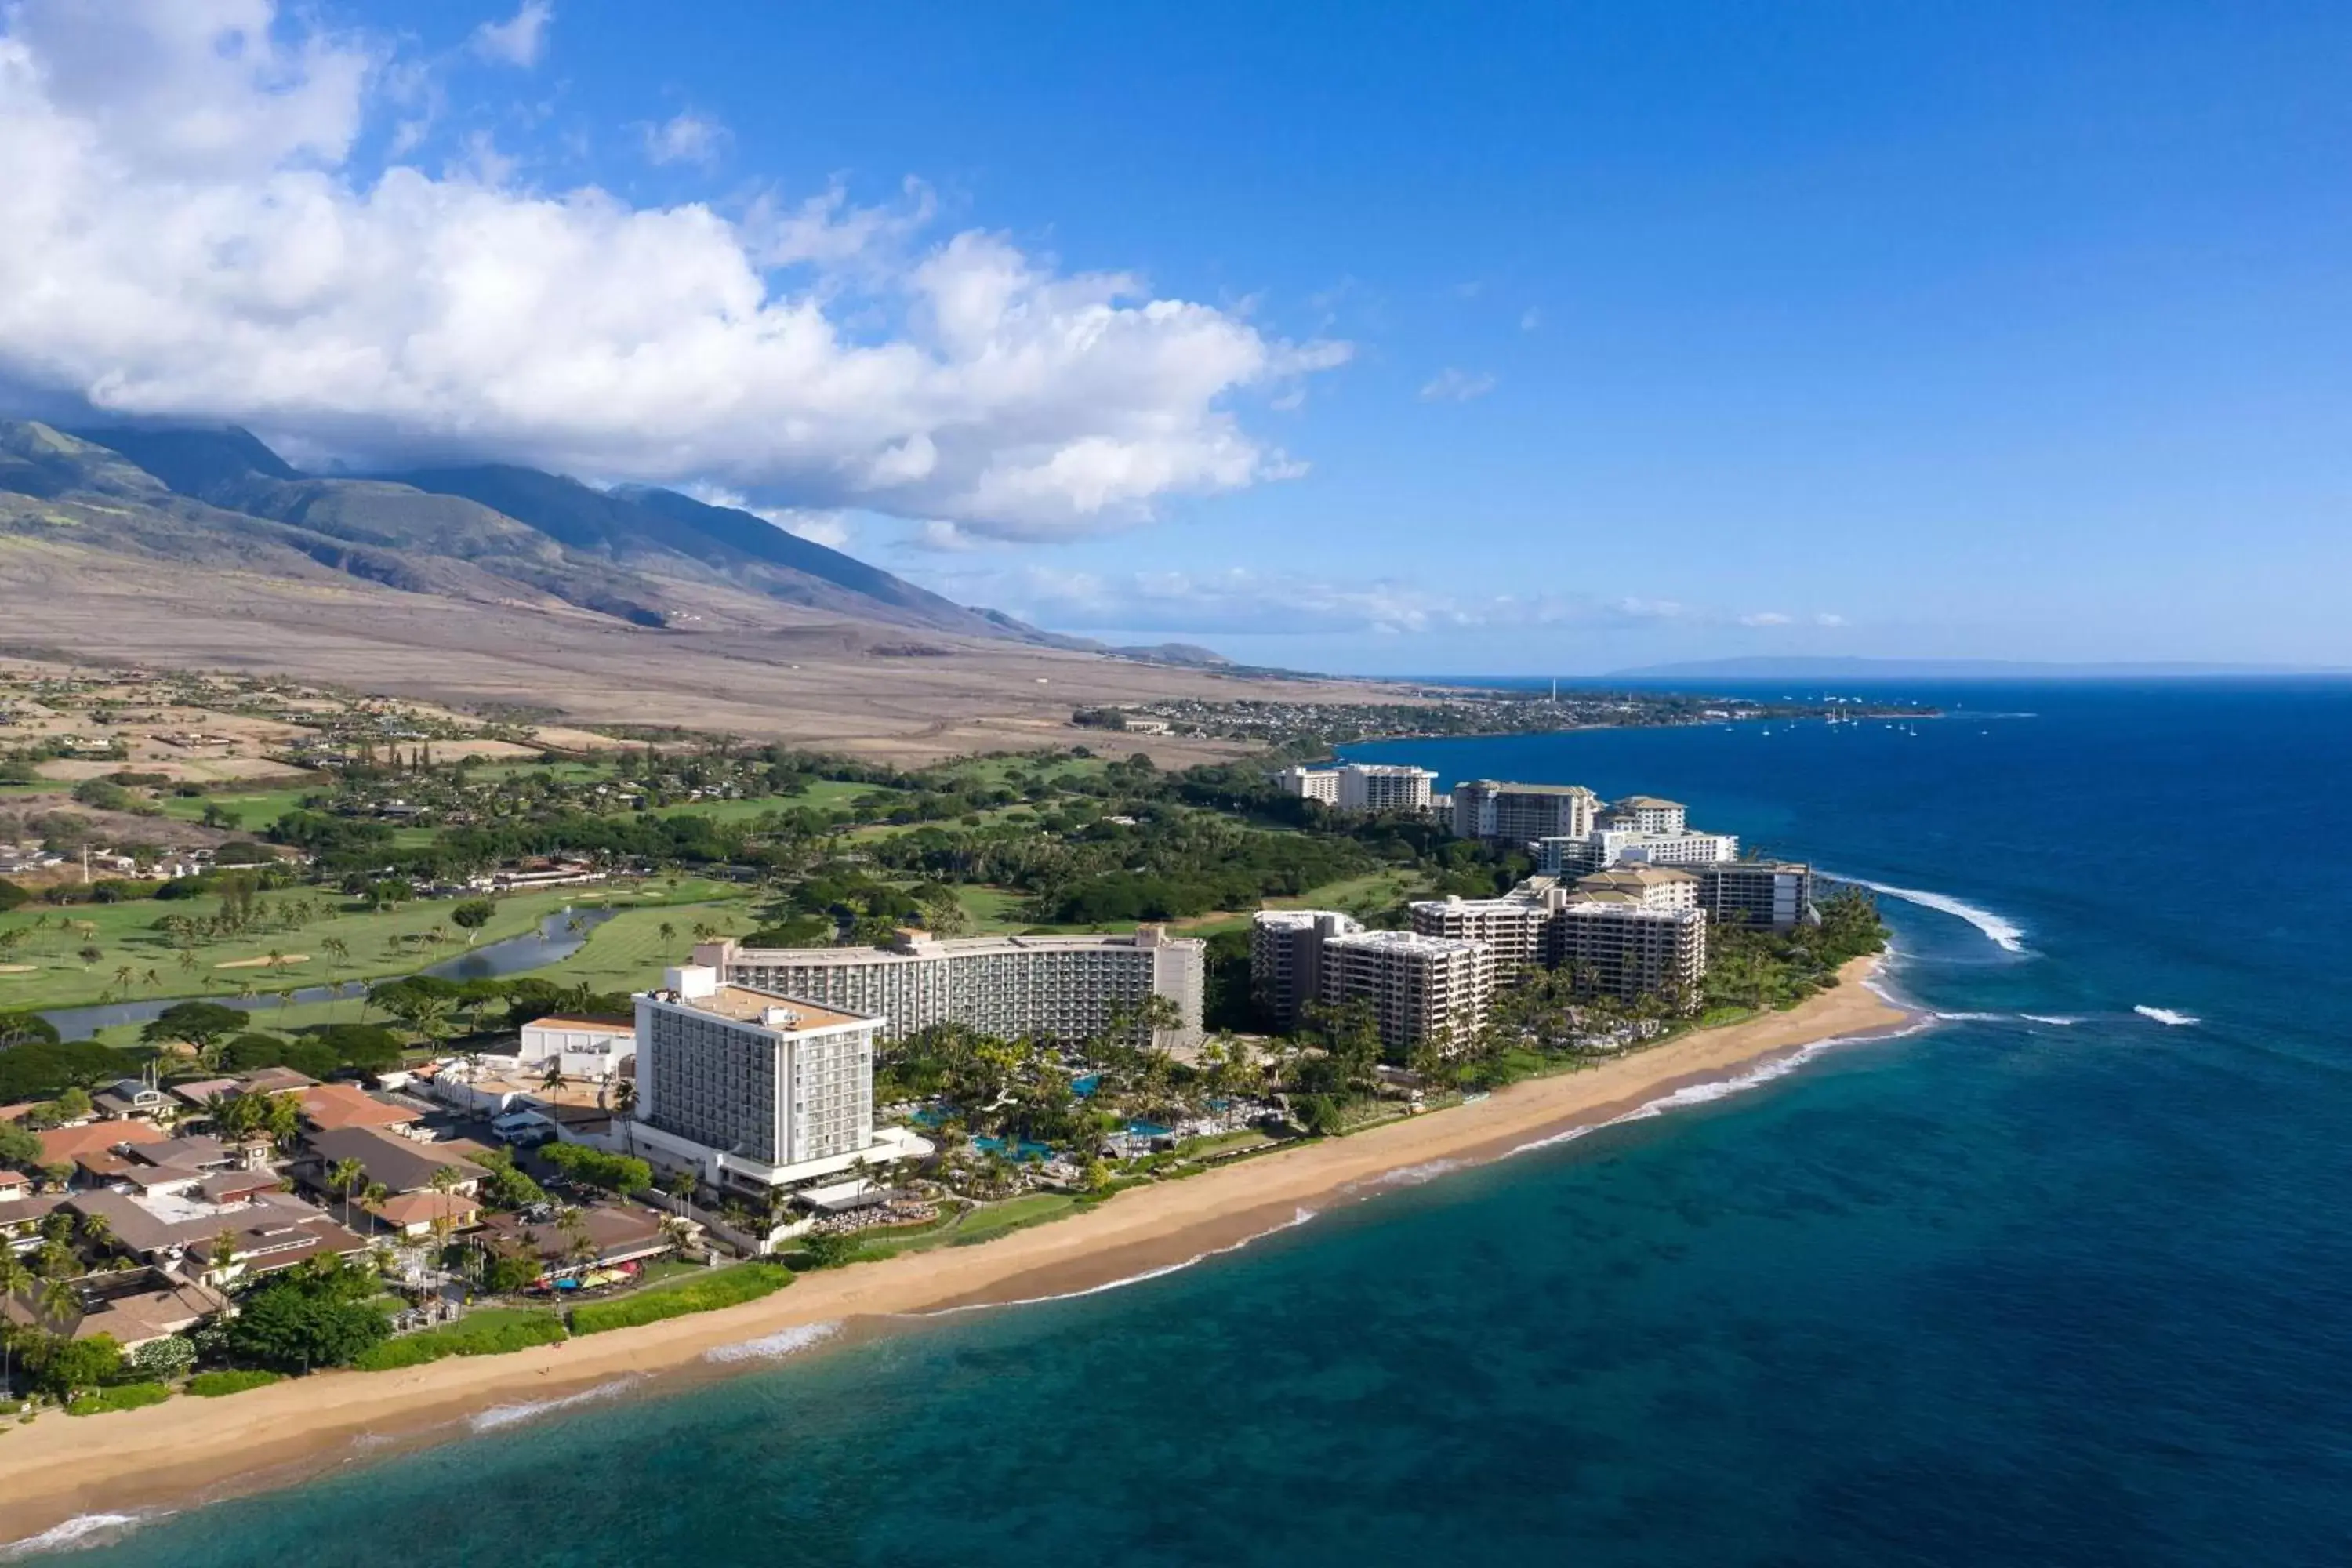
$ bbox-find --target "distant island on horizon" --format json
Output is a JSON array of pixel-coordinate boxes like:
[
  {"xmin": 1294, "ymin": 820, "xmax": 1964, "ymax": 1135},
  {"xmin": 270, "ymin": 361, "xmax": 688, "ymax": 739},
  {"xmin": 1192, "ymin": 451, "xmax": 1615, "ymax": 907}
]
[{"xmin": 1586, "ymin": 655, "xmax": 2350, "ymax": 682}]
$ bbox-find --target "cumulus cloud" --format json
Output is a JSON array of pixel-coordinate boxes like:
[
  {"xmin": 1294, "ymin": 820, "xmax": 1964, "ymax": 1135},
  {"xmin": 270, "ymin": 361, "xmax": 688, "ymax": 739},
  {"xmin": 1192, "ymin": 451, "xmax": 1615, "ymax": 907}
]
[
  {"xmin": 928, "ymin": 568, "xmax": 1804, "ymax": 640},
  {"xmin": 1740, "ymin": 611, "xmax": 1795, "ymax": 627},
  {"xmin": 1519, "ymin": 307, "xmax": 1541, "ymax": 332},
  {"xmin": 1419, "ymin": 367, "xmax": 1497, "ymax": 403},
  {"xmin": 680, "ymin": 483, "xmax": 852, "ymax": 550},
  {"xmin": 0, "ymin": 0, "xmax": 1347, "ymax": 540},
  {"xmin": 644, "ymin": 110, "xmax": 727, "ymax": 167},
  {"xmin": 471, "ymin": 1, "xmax": 551, "ymax": 68}
]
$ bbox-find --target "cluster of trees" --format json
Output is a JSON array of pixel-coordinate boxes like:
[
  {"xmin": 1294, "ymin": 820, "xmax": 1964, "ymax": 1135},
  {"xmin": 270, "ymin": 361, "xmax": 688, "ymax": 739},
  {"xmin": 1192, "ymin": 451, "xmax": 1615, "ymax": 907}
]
[
  {"xmin": 219, "ymin": 1258, "xmax": 390, "ymax": 1373},
  {"xmin": 538, "ymin": 1142, "xmax": 650, "ymax": 1196}
]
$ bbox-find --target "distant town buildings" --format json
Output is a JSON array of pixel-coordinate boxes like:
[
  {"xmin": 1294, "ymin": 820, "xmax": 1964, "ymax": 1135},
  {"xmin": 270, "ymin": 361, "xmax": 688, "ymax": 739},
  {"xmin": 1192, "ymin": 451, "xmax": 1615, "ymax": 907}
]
[{"xmin": 695, "ymin": 926, "xmax": 1205, "ymax": 1051}]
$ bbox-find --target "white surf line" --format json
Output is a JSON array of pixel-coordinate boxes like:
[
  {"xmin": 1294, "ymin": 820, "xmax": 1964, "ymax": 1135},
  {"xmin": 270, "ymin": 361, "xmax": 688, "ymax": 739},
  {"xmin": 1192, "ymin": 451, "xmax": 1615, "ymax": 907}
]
[
  {"xmin": 899, "ymin": 1205, "xmax": 1322, "ymax": 1319},
  {"xmin": 1828, "ymin": 874, "xmax": 2027, "ymax": 954},
  {"xmin": 466, "ymin": 1374, "xmax": 645, "ymax": 1433},
  {"xmin": 2134, "ymin": 1005, "xmax": 2201, "ymax": 1027},
  {"xmin": 0, "ymin": 1511, "xmax": 168, "ymax": 1561},
  {"xmin": 704, "ymin": 1321, "xmax": 842, "ymax": 1364},
  {"xmin": 2021, "ymin": 1014, "xmax": 2081, "ymax": 1026},
  {"xmin": 1507, "ymin": 1016, "xmax": 1941, "ymax": 1160}
]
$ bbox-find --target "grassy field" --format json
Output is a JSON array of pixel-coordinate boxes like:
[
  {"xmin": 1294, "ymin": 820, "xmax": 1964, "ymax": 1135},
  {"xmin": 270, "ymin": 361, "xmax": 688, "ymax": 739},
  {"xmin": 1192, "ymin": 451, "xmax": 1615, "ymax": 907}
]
[
  {"xmin": 6, "ymin": 869, "xmax": 743, "ymax": 1020},
  {"xmin": 568, "ymin": 1261, "xmax": 793, "ymax": 1334},
  {"xmin": 491, "ymin": 898, "xmax": 757, "ymax": 994},
  {"xmin": 151, "ymin": 786, "xmax": 321, "ymax": 828},
  {"xmin": 946, "ymin": 1193, "xmax": 1082, "ymax": 1246}
]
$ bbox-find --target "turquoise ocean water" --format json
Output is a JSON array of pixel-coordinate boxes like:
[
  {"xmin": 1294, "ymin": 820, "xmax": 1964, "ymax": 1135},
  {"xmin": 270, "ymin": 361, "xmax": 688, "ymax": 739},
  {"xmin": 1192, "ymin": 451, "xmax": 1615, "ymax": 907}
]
[{"xmin": 28, "ymin": 681, "xmax": 2352, "ymax": 1566}]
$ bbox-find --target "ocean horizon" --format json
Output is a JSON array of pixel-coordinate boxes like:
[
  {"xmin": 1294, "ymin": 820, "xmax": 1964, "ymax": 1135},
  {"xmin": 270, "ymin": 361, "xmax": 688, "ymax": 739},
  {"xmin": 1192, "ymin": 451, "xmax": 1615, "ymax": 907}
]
[{"xmin": 27, "ymin": 681, "xmax": 2352, "ymax": 1566}]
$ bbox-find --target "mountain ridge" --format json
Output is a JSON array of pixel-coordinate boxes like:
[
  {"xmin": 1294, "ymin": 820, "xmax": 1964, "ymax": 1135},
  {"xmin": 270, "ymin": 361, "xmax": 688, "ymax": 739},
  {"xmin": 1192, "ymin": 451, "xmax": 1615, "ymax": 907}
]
[{"xmin": 19, "ymin": 421, "xmax": 1178, "ymax": 659}]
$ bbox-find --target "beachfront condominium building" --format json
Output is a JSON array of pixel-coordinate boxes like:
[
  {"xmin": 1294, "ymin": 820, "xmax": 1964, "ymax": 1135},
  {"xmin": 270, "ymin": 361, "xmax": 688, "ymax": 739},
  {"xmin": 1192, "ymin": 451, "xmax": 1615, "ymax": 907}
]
[
  {"xmin": 1695, "ymin": 861, "xmax": 1816, "ymax": 931},
  {"xmin": 1250, "ymin": 909, "xmax": 1363, "ymax": 1027},
  {"xmin": 1453, "ymin": 780, "xmax": 1600, "ymax": 844},
  {"xmin": 693, "ymin": 927, "xmax": 1205, "ymax": 1051},
  {"xmin": 1407, "ymin": 887, "xmax": 1566, "ymax": 982},
  {"xmin": 1337, "ymin": 764, "xmax": 1438, "ymax": 813},
  {"xmin": 1551, "ymin": 902, "xmax": 1708, "ymax": 1005},
  {"xmin": 632, "ymin": 967, "xmax": 917, "ymax": 1194},
  {"xmin": 1317, "ymin": 929, "xmax": 1497, "ymax": 1051},
  {"xmin": 1569, "ymin": 866, "xmax": 1701, "ymax": 913},
  {"xmin": 1272, "ymin": 765, "xmax": 1341, "ymax": 804},
  {"xmin": 1600, "ymin": 795, "xmax": 1688, "ymax": 835},
  {"xmin": 1537, "ymin": 827, "xmax": 1739, "ymax": 876},
  {"xmin": 1273, "ymin": 764, "xmax": 1438, "ymax": 813}
]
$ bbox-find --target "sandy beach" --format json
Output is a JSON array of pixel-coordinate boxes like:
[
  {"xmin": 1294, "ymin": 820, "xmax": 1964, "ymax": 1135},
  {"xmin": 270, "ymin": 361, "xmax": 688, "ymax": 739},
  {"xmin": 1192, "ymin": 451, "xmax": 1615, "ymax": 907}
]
[{"xmin": 0, "ymin": 958, "xmax": 1908, "ymax": 1545}]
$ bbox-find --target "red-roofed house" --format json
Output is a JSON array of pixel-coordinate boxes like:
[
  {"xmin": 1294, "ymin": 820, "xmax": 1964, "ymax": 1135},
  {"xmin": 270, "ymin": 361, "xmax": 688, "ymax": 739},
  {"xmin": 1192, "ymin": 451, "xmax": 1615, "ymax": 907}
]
[
  {"xmin": 37, "ymin": 1119, "xmax": 167, "ymax": 1167},
  {"xmin": 299, "ymin": 1083, "xmax": 419, "ymax": 1134}
]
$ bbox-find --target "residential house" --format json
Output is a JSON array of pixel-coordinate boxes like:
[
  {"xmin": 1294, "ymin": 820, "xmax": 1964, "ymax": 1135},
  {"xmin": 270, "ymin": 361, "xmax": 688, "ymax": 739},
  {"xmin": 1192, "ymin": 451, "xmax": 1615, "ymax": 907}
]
[
  {"xmin": 299, "ymin": 1082, "xmax": 422, "ymax": 1135},
  {"xmin": 303, "ymin": 1124, "xmax": 488, "ymax": 1238},
  {"xmin": 35, "ymin": 1119, "xmax": 168, "ymax": 1172},
  {"xmin": 2, "ymin": 1268, "xmax": 234, "ymax": 1352},
  {"xmin": 91, "ymin": 1079, "xmax": 173, "ymax": 1123},
  {"xmin": 62, "ymin": 1185, "xmax": 367, "ymax": 1283}
]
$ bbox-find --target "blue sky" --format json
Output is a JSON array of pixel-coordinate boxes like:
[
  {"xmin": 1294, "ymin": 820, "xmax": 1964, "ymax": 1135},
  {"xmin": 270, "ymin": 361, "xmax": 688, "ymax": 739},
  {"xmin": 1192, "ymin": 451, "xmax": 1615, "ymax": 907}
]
[{"xmin": 3, "ymin": 2, "xmax": 2347, "ymax": 673}]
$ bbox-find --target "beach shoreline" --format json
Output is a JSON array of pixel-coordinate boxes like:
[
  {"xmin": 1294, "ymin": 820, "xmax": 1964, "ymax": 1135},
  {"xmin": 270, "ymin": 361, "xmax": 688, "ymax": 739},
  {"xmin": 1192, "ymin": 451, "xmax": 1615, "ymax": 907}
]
[{"xmin": 0, "ymin": 956, "xmax": 1911, "ymax": 1548}]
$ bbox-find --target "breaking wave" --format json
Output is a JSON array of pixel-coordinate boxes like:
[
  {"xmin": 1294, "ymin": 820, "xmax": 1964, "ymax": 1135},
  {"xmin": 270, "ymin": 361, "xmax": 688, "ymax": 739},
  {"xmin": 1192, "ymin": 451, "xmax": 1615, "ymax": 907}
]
[
  {"xmin": 705, "ymin": 1321, "xmax": 841, "ymax": 1364},
  {"xmin": 2021, "ymin": 1014, "xmax": 2080, "ymax": 1026},
  {"xmin": 467, "ymin": 1375, "xmax": 644, "ymax": 1433},
  {"xmin": 2134, "ymin": 1006, "xmax": 2200, "ymax": 1027},
  {"xmin": 0, "ymin": 1512, "xmax": 165, "ymax": 1559},
  {"xmin": 1832, "ymin": 877, "xmax": 2027, "ymax": 953},
  {"xmin": 1508, "ymin": 1018, "xmax": 1937, "ymax": 1159}
]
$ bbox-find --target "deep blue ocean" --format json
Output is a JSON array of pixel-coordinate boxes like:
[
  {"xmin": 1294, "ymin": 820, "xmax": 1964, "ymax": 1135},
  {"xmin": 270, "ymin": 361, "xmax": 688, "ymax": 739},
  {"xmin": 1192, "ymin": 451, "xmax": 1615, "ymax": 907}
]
[{"xmin": 37, "ymin": 681, "xmax": 2352, "ymax": 1566}]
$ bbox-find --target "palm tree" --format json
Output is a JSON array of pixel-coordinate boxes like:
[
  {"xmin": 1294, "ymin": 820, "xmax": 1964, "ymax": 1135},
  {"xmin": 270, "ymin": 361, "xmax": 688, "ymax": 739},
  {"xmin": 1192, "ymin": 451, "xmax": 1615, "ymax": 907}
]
[
  {"xmin": 362, "ymin": 1182, "xmax": 391, "ymax": 1232},
  {"xmin": 329, "ymin": 1157, "xmax": 365, "ymax": 1228},
  {"xmin": 658, "ymin": 921, "xmax": 677, "ymax": 947},
  {"xmin": 110, "ymin": 964, "xmax": 136, "ymax": 994},
  {"xmin": 37, "ymin": 1276, "xmax": 81, "ymax": 1334},
  {"xmin": 0, "ymin": 1248, "xmax": 30, "ymax": 1391},
  {"xmin": 539, "ymin": 1061, "xmax": 565, "ymax": 1097},
  {"xmin": 77, "ymin": 1211, "xmax": 113, "ymax": 1258}
]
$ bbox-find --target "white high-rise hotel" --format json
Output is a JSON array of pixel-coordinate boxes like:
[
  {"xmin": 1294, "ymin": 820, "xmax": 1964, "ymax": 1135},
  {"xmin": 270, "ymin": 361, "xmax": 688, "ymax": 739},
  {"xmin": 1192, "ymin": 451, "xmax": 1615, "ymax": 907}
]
[
  {"xmin": 632, "ymin": 966, "xmax": 928, "ymax": 1195},
  {"xmin": 693, "ymin": 927, "xmax": 1205, "ymax": 1051}
]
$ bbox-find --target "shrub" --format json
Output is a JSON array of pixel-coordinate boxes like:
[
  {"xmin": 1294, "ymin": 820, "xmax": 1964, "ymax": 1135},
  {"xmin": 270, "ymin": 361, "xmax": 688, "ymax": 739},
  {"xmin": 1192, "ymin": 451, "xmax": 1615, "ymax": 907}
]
[
  {"xmin": 350, "ymin": 1309, "xmax": 566, "ymax": 1371},
  {"xmin": 568, "ymin": 1263, "xmax": 793, "ymax": 1335},
  {"xmin": 67, "ymin": 1381, "xmax": 172, "ymax": 1417},
  {"xmin": 130, "ymin": 1334, "xmax": 196, "ymax": 1381},
  {"xmin": 187, "ymin": 1369, "xmax": 285, "ymax": 1398}
]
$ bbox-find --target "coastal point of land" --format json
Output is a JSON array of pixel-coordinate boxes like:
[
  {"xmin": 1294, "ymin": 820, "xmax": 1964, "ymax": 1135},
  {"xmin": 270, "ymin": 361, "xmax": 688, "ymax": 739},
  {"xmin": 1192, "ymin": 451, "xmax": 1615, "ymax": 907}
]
[{"xmin": 0, "ymin": 959, "xmax": 1907, "ymax": 1544}]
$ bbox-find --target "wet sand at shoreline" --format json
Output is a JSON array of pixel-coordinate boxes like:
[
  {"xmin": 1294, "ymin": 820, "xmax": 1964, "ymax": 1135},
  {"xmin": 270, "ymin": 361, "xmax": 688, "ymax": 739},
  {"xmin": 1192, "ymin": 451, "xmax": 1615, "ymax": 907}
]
[{"xmin": 0, "ymin": 958, "xmax": 1908, "ymax": 1546}]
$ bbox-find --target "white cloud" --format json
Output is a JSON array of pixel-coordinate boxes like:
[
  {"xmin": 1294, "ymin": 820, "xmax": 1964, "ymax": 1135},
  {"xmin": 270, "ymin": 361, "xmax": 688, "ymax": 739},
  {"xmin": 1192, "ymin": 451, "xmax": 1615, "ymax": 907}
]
[
  {"xmin": 1419, "ymin": 367, "xmax": 1497, "ymax": 403},
  {"xmin": 0, "ymin": 0, "xmax": 1348, "ymax": 541},
  {"xmin": 471, "ymin": 1, "xmax": 551, "ymax": 68},
  {"xmin": 1814, "ymin": 612, "xmax": 1848, "ymax": 627},
  {"xmin": 926, "ymin": 569, "xmax": 1794, "ymax": 640},
  {"xmin": 1519, "ymin": 307, "xmax": 1542, "ymax": 332},
  {"xmin": 644, "ymin": 111, "xmax": 727, "ymax": 167},
  {"xmin": 1740, "ymin": 611, "xmax": 1795, "ymax": 627},
  {"xmin": 680, "ymin": 483, "xmax": 852, "ymax": 550}
]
